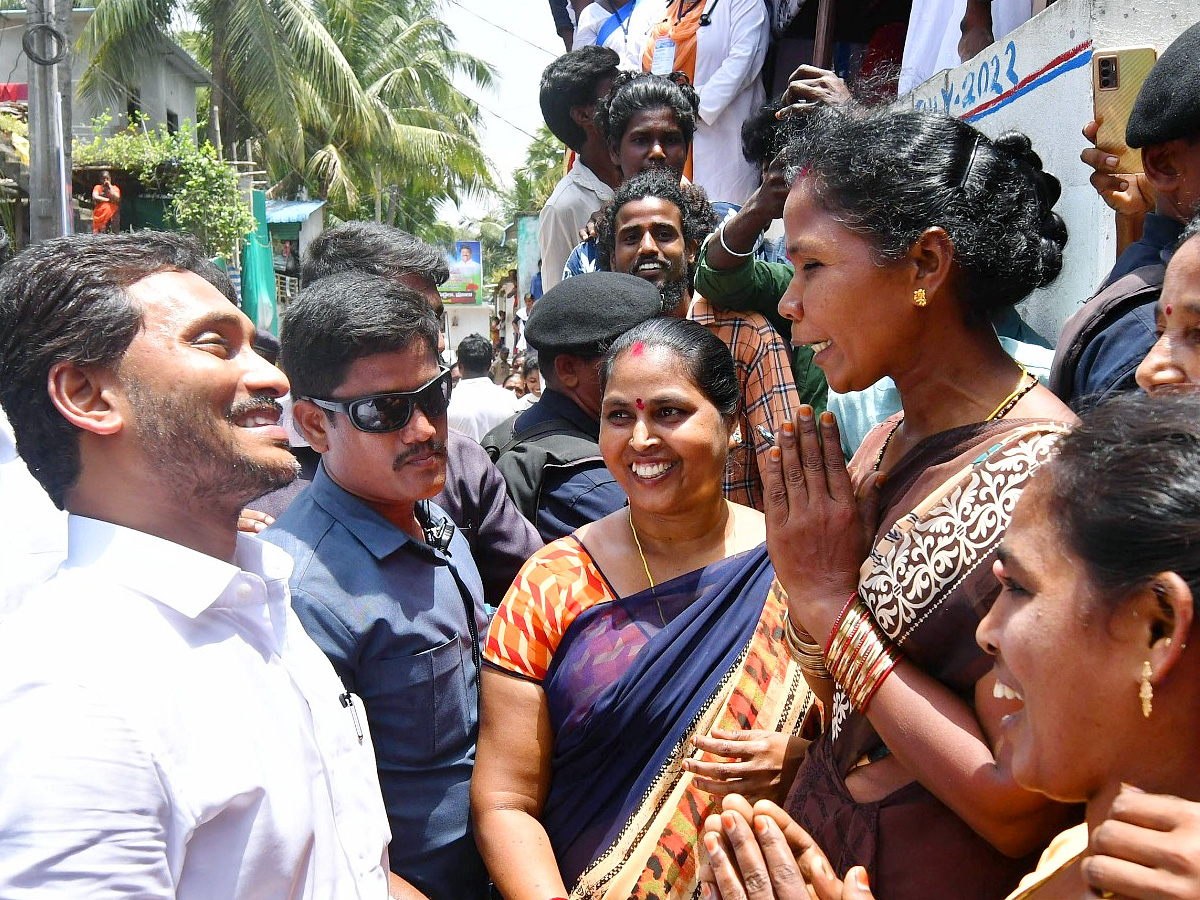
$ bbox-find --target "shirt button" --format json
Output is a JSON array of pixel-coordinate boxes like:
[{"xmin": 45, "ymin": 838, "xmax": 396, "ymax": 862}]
[{"xmin": 235, "ymin": 582, "xmax": 254, "ymax": 601}]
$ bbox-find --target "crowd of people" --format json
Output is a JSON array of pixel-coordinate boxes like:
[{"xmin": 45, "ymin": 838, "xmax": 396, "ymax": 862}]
[{"xmin": 2, "ymin": 9, "xmax": 1200, "ymax": 900}]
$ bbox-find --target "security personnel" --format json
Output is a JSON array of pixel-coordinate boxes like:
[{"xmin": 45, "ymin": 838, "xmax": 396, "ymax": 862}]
[{"xmin": 483, "ymin": 272, "xmax": 664, "ymax": 542}]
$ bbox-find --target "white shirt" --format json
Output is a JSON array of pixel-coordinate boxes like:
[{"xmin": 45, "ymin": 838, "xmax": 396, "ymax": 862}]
[
  {"xmin": 898, "ymin": 0, "xmax": 1032, "ymax": 95},
  {"xmin": 538, "ymin": 160, "xmax": 615, "ymax": 292},
  {"xmin": 0, "ymin": 516, "xmax": 391, "ymax": 900},
  {"xmin": 448, "ymin": 375, "xmax": 523, "ymax": 442},
  {"xmin": 0, "ymin": 407, "xmax": 67, "ymax": 619},
  {"xmin": 682, "ymin": 0, "xmax": 770, "ymax": 206},
  {"xmin": 574, "ymin": 0, "xmax": 659, "ymax": 70}
]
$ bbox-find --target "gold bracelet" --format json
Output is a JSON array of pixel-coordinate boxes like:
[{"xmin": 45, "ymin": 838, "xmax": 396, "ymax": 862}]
[
  {"xmin": 783, "ymin": 611, "xmax": 830, "ymax": 679},
  {"xmin": 826, "ymin": 600, "xmax": 902, "ymax": 713}
]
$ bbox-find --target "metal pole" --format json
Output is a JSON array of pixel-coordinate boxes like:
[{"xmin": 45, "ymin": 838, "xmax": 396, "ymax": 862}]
[{"xmin": 27, "ymin": 0, "xmax": 73, "ymax": 243}]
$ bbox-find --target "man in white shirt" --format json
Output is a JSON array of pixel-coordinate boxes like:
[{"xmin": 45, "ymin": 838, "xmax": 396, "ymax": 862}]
[
  {"xmin": 448, "ymin": 333, "xmax": 523, "ymax": 441},
  {"xmin": 0, "ymin": 406, "xmax": 65, "ymax": 619},
  {"xmin": 0, "ymin": 231, "xmax": 392, "ymax": 899},
  {"xmin": 537, "ymin": 45, "xmax": 622, "ymax": 290}
]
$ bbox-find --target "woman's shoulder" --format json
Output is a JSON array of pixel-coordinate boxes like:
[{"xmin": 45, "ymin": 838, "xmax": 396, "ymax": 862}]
[
  {"xmin": 519, "ymin": 533, "xmax": 599, "ymax": 581},
  {"xmin": 727, "ymin": 501, "xmax": 766, "ymax": 552}
]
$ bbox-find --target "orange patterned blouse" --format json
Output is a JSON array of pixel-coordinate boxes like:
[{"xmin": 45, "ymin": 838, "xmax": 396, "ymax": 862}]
[{"xmin": 483, "ymin": 536, "xmax": 617, "ymax": 681}]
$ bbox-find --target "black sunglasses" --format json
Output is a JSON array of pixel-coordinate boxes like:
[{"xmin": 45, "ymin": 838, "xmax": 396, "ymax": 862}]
[{"xmin": 304, "ymin": 367, "xmax": 453, "ymax": 433}]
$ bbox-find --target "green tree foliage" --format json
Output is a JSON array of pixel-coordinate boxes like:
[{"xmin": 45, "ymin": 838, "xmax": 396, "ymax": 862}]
[
  {"xmin": 79, "ymin": 0, "xmax": 497, "ymax": 228},
  {"xmin": 75, "ymin": 117, "xmax": 254, "ymax": 258}
]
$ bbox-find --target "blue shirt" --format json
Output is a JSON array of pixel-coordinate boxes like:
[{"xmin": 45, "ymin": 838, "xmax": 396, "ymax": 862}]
[
  {"xmin": 1072, "ymin": 212, "xmax": 1184, "ymax": 405},
  {"xmin": 262, "ymin": 465, "xmax": 489, "ymax": 900},
  {"xmin": 496, "ymin": 389, "xmax": 627, "ymax": 541}
]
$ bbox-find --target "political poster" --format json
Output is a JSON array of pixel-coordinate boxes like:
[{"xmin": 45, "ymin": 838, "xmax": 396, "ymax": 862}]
[{"xmin": 439, "ymin": 240, "xmax": 483, "ymax": 304}]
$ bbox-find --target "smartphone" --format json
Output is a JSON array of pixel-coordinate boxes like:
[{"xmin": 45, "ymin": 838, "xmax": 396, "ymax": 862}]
[{"xmin": 1092, "ymin": 46, "xmax": 1158, "ymax": 173}]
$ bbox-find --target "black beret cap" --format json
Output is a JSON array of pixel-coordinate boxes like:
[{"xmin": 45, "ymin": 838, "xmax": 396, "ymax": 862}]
[
  {"xmin": 1127, "ymin": 20, "xmax": 1200, "ymax": 148},
  {"xmin": 525, "ymin": 272, "xmax": 663, "ymax": 354}
]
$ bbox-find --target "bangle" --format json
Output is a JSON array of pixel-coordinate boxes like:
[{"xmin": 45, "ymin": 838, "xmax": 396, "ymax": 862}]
[
  {"xmin": 717, "ymin": 221, "xmax": 755, "ymax": 258},
  {"xmin": 783, "ymin": 611, "xmax": 830, "ymax": 679},
  {"xmin": 826, "ymin": 598, "xmax": 902, "ymax": 714}
]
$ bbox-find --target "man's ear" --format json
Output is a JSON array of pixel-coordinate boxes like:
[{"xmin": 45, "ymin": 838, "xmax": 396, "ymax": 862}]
[
  {"xmin": 908, "ymin": 226, "xmax": 956, "ymax": 299},
  {"xmin": 555, "ymin": 354, "xmax": 582, "ymax": 390},
  {"xmin": 292, "ymin": 399, "xmax": 332, "ymax": 453},
  {"xmin": 47, "ymin": 361, "xmax": 124, "ymax": 436},
  {"xmin": 686, "ymin": 237, "xmax": 701, "ymax": 267},
  {"xmin": 570, "ymin": 103, "xmax": 596, "ymax": 134},
  {"xmin": 608, "ymin": 139, "xmax": 623, "ymax": 175},
  {"xmin": 1141, "ymin": 142, "xmax": 1181, "ymax": 197}
]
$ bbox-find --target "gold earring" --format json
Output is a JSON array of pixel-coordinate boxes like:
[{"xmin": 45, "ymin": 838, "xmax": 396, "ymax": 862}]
[
  {"xmin": 1140, "ymin": 660, "xmax": 1154, "ymax": 718},
  {"xmin": 913, "ymin": 288, "xmax": 928, "ymax": 308}
]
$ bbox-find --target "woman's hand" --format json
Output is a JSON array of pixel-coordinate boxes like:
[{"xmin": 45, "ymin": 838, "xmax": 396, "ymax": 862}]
[
  {"xmin": 698, "ymin": 796, "xmax": 877, "ymax": 900},
  {"xmin": 1083, "ymin": 785, "xmax": 1200, "ymax": 900},
  {"xmin": 762, "ymin": 409, "xmax": 881, "ymax": 645},
  {"xmin": 686, "ymin": 731, "xmax": 809, "ymax": 804}
]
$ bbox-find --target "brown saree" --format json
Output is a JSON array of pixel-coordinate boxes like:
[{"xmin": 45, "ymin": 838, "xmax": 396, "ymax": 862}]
[{"xmin": 784, "ymin": 416, "xmax": 1069, "ymax": 900}]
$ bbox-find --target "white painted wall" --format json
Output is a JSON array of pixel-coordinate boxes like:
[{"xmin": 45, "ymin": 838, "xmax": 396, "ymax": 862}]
[
  {"xmin": 445, "ymin": 305, "xmax": 493, "ymax": 366},
  {"xmin": 902, "ymin": 0, "xmax": 1196, "ymax": 342}
]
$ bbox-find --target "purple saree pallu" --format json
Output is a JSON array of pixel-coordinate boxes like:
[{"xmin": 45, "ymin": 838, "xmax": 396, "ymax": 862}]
[{"xmin": 538, "ymin": 543, "xmax": 811, "ymax": 898}]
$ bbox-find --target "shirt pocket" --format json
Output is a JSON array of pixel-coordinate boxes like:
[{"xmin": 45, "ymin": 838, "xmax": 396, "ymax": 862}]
[{"xmin": 364, "ymin": 637, "xmax": 472, "ymax": 765}]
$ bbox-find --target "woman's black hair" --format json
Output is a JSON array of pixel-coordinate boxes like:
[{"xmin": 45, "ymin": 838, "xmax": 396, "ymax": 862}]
[
  {"xmin": 601, "ymin": 317, "xmax": 740, "ymax": 422},
  {"xmin": 740, "ymin": 98, "xmax": 788, "ymax": 166},
  {"xmin": 781, "ymin": 107, "xmax": 1068, "ymax": 315},
  {"xmin": 595, "ymin": 71, "xmax": 700, "ymax": 149},
  {"xmin": 1040, "ymin": 391, "xmax": 1200, "ymax": 607}
]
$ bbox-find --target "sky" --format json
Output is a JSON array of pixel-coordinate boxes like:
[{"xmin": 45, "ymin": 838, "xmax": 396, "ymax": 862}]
[{"xmin": 438, "ymin": 0, "xmax": 565, "ymax": 224}]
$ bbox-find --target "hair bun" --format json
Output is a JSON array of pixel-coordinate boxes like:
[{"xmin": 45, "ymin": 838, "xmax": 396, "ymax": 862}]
[{"xmin": 993, "ymin": 130, "xmax": 1066, "ymax": 284}]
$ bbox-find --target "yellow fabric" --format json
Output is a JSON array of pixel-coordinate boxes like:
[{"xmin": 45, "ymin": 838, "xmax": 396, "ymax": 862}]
[{"xmin": 1004, "ymin": 824, "xmax": 1089, "ymax": 900}]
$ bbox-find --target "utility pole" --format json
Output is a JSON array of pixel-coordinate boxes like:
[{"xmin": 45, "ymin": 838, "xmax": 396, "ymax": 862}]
[{"xmin": 26, "ymin": 0, "xmax": 73, "ymax": 243}]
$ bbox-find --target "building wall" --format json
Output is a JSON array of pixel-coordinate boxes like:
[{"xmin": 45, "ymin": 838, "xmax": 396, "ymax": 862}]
[
  {"xmin": 0, "ymin": 10, "xmax": 202, "ymax": 138},
  {"xmin": 903, "ymin": 0, "xmax": 1195, "ymax": 342}
]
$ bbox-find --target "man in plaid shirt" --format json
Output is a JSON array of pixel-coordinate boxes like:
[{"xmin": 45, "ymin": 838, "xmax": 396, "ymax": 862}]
[{"xmin": 596, "ymin": 168, "xmax": 799, "ymax": 511}]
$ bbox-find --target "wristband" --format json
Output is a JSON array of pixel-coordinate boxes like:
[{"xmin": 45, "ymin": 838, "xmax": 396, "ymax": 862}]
[{"xmin": 717, "ymin": 221, "xmax": 755, "ymax": 258}]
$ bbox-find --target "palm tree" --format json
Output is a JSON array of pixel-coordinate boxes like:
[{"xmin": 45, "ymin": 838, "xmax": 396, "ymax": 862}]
[
  {"xmin": 79, "ymin": 0, "xmax": 369, "ymax": 167},
  {"xmin": 79, "ymin": 0, "xmax": 497, "ymax": 225},
  {"xmin": 301, "ymin": 0, "xmax": 497, "ymax": 222}
]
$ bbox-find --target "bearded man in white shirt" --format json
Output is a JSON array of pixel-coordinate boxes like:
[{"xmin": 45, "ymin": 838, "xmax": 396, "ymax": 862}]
[{"xmin": 0, "ymin": 232, "xmax": 393, "ymax": 899}]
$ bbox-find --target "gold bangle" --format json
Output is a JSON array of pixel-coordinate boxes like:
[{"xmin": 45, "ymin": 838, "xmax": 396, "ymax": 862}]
[
  {"xmin": 783, "ymin": 612, "xmax": 830, "ymax": 679},
  {"xmin": 826, "ymin": 600, "xmax": 901, "ymax": 713}
]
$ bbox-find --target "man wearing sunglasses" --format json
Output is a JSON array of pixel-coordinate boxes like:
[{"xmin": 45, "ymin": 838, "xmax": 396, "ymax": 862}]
[
  {"xmin": 257, "ymin": 221, "xmax": 543, "ymax": 610},
  {"xmin": 263, "ymin": 272, "xmax": 489, "ymax": 900}
]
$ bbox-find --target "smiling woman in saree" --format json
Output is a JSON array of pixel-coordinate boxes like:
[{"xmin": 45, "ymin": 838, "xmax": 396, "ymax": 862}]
[
  {"xmin": 471, "ymin": 317, "xmax": 815, "ymax": 900},
  {"xmin": 751, "ymin": 107, "xmax": 1080, "ymax": 900}
]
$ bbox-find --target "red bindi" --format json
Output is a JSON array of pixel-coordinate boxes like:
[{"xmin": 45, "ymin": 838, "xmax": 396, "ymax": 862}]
[
  {"xmin": 636, "ymin": 398, "xmax": 645, "ymax": 410},
  {"xmin": 1166, "ymin": 304, "xmax": 1174, "ymax": 316}
]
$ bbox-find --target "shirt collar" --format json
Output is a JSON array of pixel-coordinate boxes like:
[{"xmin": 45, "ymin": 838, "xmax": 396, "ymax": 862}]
[
  {"xmin": 307, "ymin": 463, "xmax": 431, "ymax": 562},
  {"xmin": 572, "ymin": 160, "xmax": 615, "ymax": 199},
  {"xmin": 533, "ymin": 388, "xmax": 602, "ymax": 440},
  {"xmin": 62, "ymin": 515, "xmax": 295, "ymax": 619},
  {"xmin": 1144, "ymin": 211, "xmax": 1186, "ymax": 264}
]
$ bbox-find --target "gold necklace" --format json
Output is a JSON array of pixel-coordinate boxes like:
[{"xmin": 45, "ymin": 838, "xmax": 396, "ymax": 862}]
[
  {"xmin": 874, "ymin": 365, "xmax": 1036, "ymax": 470},
  {"xmin": 629, "ymin": 510, "xmax": 668, "ymax": 625}
]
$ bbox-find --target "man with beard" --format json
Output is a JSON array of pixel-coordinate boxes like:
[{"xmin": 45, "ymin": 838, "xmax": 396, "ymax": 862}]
[
  {"xmin": 596, "ymin": 168, "xmax": 799, "ymax": 510},
  {"xmin": 0, "ymin": 233, "xmax": 391, "ymax": 897},
  {"xmin": 263, "ymin": 272, "xmax": 489, "ymax": 900}
]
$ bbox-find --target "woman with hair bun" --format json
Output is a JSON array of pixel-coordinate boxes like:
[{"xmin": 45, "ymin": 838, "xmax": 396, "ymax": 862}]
[
  {"xmin": 753, "ymin": 108, "xmax": 1079, "ymax": 900},
  {"xmin": 700, "ymin": 393, "xmax": 1200, "ymax": 900}
]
